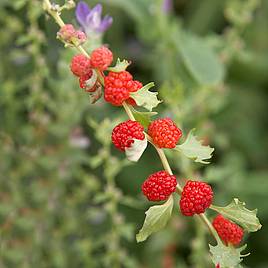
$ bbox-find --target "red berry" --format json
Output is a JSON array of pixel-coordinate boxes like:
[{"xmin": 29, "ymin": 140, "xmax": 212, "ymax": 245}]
[
  {"xmin": 129, "ymin": 80, "xmax": 143, "ymax": 93},
  {"xmin": 70, "ymin": 54, "xmax": 91, "ymax": 77},
  {"xmin": 79, "ymin": 70, "xmax": 93, "ymax": 89},
  {"xmin": 148, "ymin": 118, "xmax": 182, "ymax": 148},
  {"xmin": 91, "ymin": 46, "xmax": 113, "ymax": 71},
  {"xmin": 111, "ymin": 120, "xmax": 145, "ymax": 151},
  {"xmin": 179, "ymin": 180, "xmax": 213, "ymax": 216},
  {"xmin": 142, "ymin": 171, "xmax": 177, "ymax": 201},
  {"xmin": 104, "ymin": 71, "xmax": 133, "ymax": 106},
  {"xmin": 212, "ymin": 214, "xmax": 244, "ymax": 246}
]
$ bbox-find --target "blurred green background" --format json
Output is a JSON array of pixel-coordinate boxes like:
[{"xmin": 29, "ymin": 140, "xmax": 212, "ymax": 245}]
[{"xmin": 0, "ymin": 0, "xmax": 268, "ymax": 267}]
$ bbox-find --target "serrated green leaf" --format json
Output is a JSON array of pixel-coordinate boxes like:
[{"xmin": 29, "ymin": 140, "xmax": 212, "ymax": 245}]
[
  {"xmin": 175, "ymin": 129, "xmax": 214, "ymax": 164},
  {"xmin": 125, "ymin": 138, "xmax": 148, "ymax": 162},
  {"xmin": 130, "ymin": 82, "xmax": 162, "ymax": 111},
  {"xmin": 136, "ymin": 196, "xmax": 173, "ymax": 242},
  {"xmin": 177, "ymin": 33, "xmax": 225, "ymax": 85},
  {"xmin": 107, "ymin": 58, "xmax": 130, "ymax": 72},
  {"xmin": 211, "ymin": 198, "xmax": 262, "ymax": 232},
  {"xmin": 131, "ymin": 107, "xmax": 157, "ymax": 128},
  {"xmin": 209, "ymin": 242, "xmax": 248, "ymax": 268}
]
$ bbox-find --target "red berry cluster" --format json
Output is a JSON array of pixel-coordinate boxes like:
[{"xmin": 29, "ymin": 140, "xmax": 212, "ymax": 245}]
[
  {"xmin": 104, "ymin": 71, "xmax": 143, "ymax": 106},
  {"xmin": 179, "ymin": 180, "xmax": 213, "ymax": 216},
  {"xmin": 212, "ymin": 214, "xmax": 244, "ymax": 245},
  {"xmin": 142, "ymin": 171, "xmax": 177, "ymax": 201},
  {"xmin": 148, "ymin": 118, "xmax": 182, "ymax": 148},
  {"xmin": 112, "ymin": 120, "xmax": 145, "ymax": 151},
  {"xmin": 70, "ymin": 46, "xmax": 114, "ymax": 94}
]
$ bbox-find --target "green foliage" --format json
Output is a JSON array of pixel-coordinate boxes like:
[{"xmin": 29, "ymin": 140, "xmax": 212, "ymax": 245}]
[
  {"xmin": 175, "ymin": 129, "xmax": 214, "ymax": 164},
  {"xmin": 177, "ymin": 32, "xmax": 225, "ymax": 85},
  {"xmin": 107, "ymin": 58, "xmax": 131, "ymax": 72},
  {"xmin": 131, "ymin": 107, "xmax": 157, "ymax": 128},
  {"xmin": 130, "ymin": 82, "xmax": 162, "ymax": 111},
  {"xmin": 209, "ymin": 242, "xmax": 248, "ymax": 267},
  {"xmin": 136, "ymin": 196, "xmax": 174, "ymax": 242},
  {"xmin": 1, "ymin": 0, "xmax": 268, "ymax": 267}
]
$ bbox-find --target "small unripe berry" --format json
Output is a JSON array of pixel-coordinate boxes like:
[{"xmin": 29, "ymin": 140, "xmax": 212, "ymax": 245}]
[
  {"xmin": 57, "ymin": 24, "xmax": 76, "ymax": 42},
  {"xmin": 148, "ymin": 118, "xmax": 182, "ymax": 148},
  {"xmin": 212, "ymin": 214, "xmax": 244, "ymax": 246},
  {"xmin": 70, "ymin": 54, "xmax": 92, "ymax": 77},
  {"xmin": 57, "ymin": 24, "xmax": 86, "ymax": 45},
  {"xmin": 142, "ymin": 171, "xmax": 177, "ymax": 201},
  {"xmin": 179, "ymin": 180, "xmax": 213, "ymax": 216},
  {"xmin": 91, "ymin": 46, "xmax": 113, "ymax": 71},
  {"xmin": 112, "ymin": 120, "xmax": 145, "ymax": 151}
]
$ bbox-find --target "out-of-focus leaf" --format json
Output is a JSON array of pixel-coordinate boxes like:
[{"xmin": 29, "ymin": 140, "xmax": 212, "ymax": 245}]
[{"xmin": 177, "ymin": 33, "xmax": 225, "ymax": 85}]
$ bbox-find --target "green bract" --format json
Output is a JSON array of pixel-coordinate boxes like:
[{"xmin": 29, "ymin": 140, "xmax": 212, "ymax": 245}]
[
  {"xmin": 130, "ymin": 82, "xmax": 162, "ymax": 112},
  {"xmin": 131, "ymin": 107, "xmax": 157, "ymax": 128},
  {"xmin": 209, "ymin": 242, "xmax": 248, "ymax": 268},
  {"xmin": 107, "ymin": 58, "xmax": 131, "ymax": 72},
  {"xmin": 175, "ymin": 129, "xmax": 214, "ymax": 164}
]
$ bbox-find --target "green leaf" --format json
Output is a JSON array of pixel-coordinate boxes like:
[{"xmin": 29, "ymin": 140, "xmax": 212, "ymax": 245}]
[
  {"xmin": 107, "ymin": 58, "xmax": 131, "ymax": 72},
  {"xmin": 177, "ymin": 33, "xmax": 225, "ymax": 85},
  {"xmin": 210, "ymin": 198, "xmax": 262, "ymax": 232},
  {"xmin": 209, "ymin": 242, "xmax": 248, "ymax": 268},
  {"xmin": 175, "ymin": 129, "xmax": 214, "ymax": 164},
  {"xmin": 136, "ymin": 196, "xmax": 173, "ymax": 242},
  {"xmin": 130, "ymin": 82, "xmax": 162, "ymax": 112},
  {"xmin": 125, "ymin": 138, "xmax": 148, "ymax": 162},
  {"xmin": 131, "ymin": 107, "xmax": 157, "ymax": 128}
]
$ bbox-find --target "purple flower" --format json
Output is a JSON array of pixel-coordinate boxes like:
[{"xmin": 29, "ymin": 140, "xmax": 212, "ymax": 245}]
[
  {"xmin": 162, "ymin": 0, "xmax": 172, "ymax": 13},
  {"xmin": 75, "ymin": 1, "xmax": 113, "ymax": 36}
]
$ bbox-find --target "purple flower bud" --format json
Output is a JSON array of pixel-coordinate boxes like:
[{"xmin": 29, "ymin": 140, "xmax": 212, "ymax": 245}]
[{"xmin": 75, "ymin": 1, "xmax": 113, "ymax": 36}]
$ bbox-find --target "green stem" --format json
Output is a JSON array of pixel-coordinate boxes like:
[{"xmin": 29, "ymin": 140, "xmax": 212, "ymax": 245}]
[
  {"xmin": 44, "ymin": 1, "xmax": 220, "ymax": 245},
  {"xmin": 198, "ymin": 213, "xmax": 220, "ymax": 243}
]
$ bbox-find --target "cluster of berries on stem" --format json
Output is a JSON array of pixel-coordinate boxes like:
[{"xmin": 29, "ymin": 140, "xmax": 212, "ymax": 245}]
[
  {"xmin": 66, "ymin": 25, "xmax": 246, "ymax": 251},
  {"xmin": 44, "ymin": 5, "xmax": 249, "ymax": 262}
]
